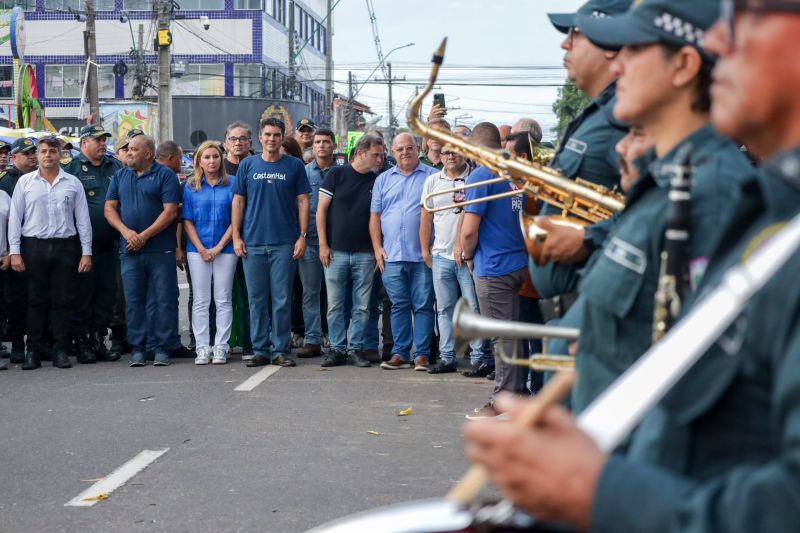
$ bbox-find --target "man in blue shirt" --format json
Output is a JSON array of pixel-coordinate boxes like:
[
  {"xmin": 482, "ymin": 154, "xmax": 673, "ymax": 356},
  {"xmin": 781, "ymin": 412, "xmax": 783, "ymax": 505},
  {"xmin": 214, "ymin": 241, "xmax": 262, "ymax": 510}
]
[
  {"xmin": 232, "ymin": 117, "xmax": 311, "ymax": 368},
  {"xmin": 296, "ymin": 128, "xmax": 335, "ymax": 359},
  {"xmin": 461, "ymin": 123, "xmax": 528, "ymax": 419},
  {"xmin": 370, "ymin": 132, "xmax": 437, "ymax": 370},
  {"xmin": 104, "ymin": 134, "xmax": 181, "ymax": 367}
]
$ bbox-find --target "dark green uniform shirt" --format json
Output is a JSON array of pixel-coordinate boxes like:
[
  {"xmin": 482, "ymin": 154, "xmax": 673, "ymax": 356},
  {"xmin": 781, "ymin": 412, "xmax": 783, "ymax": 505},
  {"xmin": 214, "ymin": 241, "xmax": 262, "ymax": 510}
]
[
  {"xmin": 0, "ymin": 165, "xmax": 24, "ymax": 197},
  {"xmin": 573, "ymin": 125, "xmax": 756, "ymax": 413},
  {"xmin": 592, "ymin": 146, "xmax": 800, "ymax": 533},
  {"xmin": 531, "ymin": 81, "xmax": 628, "ymax": 298},
  {"xmin": 63, "ymin": 154, "xmax": 122, "ymax": 246}
]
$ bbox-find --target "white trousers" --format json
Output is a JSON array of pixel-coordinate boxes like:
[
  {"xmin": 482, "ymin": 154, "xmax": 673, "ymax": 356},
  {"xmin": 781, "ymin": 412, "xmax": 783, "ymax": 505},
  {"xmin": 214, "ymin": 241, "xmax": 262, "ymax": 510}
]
[{"xmin": 187, "ymin": 252, "xmax": 238, "ymax": 350}]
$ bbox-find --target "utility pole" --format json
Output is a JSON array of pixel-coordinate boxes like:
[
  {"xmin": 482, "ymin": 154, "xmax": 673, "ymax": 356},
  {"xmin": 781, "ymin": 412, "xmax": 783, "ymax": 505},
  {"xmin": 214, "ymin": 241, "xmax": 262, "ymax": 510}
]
[
  {"xmin": 134, "ymin": 24, "xmax": 145, "ymax": 99},
  {"xmin": 287, "ymin": 0, "xmax": 295, "ymax": 101},
  {"xmin": 84, "ymin": 0, "xmax": 100, "ymax": 123},
  {"xmin": 156, "ymin": 0, "xmax": 173, "ymax": 142},
  {"xmin": 324, "ymin": 0, "xmax": 333, "ymax": 126},
  {"xmin": 387, "ymin": 61, "xmax": 394, "ymax": 141}
]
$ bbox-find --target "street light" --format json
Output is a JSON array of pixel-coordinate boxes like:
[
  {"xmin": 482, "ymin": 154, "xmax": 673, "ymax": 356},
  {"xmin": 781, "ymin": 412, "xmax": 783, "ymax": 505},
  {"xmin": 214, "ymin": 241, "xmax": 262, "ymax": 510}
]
[{"xmin": 352, "ymin": 42, "xmax": 414, "ymax": 99}]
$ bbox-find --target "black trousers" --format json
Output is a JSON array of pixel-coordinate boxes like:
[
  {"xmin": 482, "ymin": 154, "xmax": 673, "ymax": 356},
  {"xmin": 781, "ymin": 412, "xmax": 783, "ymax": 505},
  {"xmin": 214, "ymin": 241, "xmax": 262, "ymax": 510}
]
[
  {"xmin": 72, "ymin": 244, "xmax": 117, "ymax": 335},
  {"xmin": 22, "ymin": 237, "xmax": 79, "ymax": 352}
]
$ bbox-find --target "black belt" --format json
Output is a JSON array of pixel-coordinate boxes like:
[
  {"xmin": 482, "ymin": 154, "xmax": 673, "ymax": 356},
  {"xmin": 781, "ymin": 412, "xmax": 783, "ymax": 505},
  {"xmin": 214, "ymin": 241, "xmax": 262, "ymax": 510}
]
[{"xmin": 538, "ymin": 291, "xmax": 579, "ymax": 323}]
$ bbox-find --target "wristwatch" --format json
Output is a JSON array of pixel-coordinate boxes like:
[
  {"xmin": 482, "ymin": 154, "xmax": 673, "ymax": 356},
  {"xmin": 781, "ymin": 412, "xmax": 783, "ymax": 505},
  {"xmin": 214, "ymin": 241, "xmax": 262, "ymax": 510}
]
[{"xmin": 299, "ymin": 232, "xmax": 308, "ymax": 239}]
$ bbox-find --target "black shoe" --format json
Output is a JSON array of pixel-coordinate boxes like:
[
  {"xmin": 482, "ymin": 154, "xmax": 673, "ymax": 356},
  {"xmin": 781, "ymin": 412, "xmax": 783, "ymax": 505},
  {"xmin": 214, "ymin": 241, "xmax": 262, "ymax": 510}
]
[
  {"xmin": 76, "ymin": 334, "xmax": 97, "ymax": 364},
  {"xmin": 21, "ymin": 351, "xmax": 41, "ymax": 370},
  {"xmin": 348, "ymin": 352, "xmax": 372, "ymax": 368},
  {"xmin": 109, "ymin": 326, "xmax": 128, "ymax": 358},
  {"xmin": 428, "ymin": 361, "xmax": 457, "ymax": 374},
  {"xmin": 92, "ymin": 331, "xmax": 114, "ymax": 361},
  {"xmin": 10, "ymin": 340, "xmax": 24, "ymax": 364},
  {"xmin": 172, "ymin": 345, "xmax": 195, "ymax": 358},
  {"xmin": 52, "ymin": 350, "xmax": 72, "ymax": 369},
  {"xmin": 246, "ymin": 355, "xmax": 270, "ymax": 367},
  {"xmin": 486, "ymin": 371, "xmax": 496, "ymax": 380},
  {"xmin": 320, "ymin": 351, "xmax": 347, "ymax": 367},
  {"xmin": 242, "ymin": 344, "xmax": 254, "ymax": 356},
  {"xmin": 0, "ymin": 359, "xmax": 7, "ymax": 370},
  {"xmin": 66, "ymin": 338, "xmax": 80, "ymax": 357},
  {"xmin": 462, "ymin": 362, "xmax": 494, "ymax": 378},
  {"xmin": 362, "ymin": 349, "xmax": 380, "ymax": 364},
  {"xmin": 0, "ymin": 344, "xmax": 9, "ymax": 358}
]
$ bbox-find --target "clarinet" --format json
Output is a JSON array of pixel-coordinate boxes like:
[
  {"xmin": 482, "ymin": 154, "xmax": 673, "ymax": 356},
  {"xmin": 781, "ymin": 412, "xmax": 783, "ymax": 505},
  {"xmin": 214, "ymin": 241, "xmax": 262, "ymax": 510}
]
[{"xmin": 652, "ymin": 144, "xmax": 693, "ymax": 343}]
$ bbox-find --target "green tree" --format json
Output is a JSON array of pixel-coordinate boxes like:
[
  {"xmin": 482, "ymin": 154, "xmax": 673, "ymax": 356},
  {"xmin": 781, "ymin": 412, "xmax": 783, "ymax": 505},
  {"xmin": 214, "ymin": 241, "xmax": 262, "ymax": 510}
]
[{"xmin": 552, "ymin": 79, "xmax": 591, "ymax": 146}]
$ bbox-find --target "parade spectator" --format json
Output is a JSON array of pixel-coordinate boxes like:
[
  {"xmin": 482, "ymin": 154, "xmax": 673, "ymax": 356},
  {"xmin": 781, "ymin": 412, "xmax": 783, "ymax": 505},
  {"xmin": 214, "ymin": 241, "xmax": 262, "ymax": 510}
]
[
  {"xmin": 223, "ymin": 121, "xmax": 254, "ymax": 357},
  {"xmin": 295, "ymin": 118, "xmax": 316, "ymax": 152},
  {"xmin": 183, "ymin": 141, "xmax": 236, "ymax": 365},
  {"xmin": 281, "ymin": 136, "xmax": 304, "ymax": 160},
  {"xmin": 370, "ymin": 133, "xmax": 437, "ymax": 370},
  {"xmin": 9, "ymin": 136, "xmax": 92, "ymax": 370},
  {"xmin": 317, "ymin": 134, "xmax": 386, "ymax": 367},
  {"xmin": 296, "ymin": 128, "xmax": 335, "ymax": 359},
  {"xmin": 64, "ymin": 125, "xmax": 123, "ymax": 364},
  {"xmin": 453, "ymin": 125, "xmax": 472, "ymax": 139},
  {"xmin": 420, "ymin": 119, "xmax": 449, "ymax": 169},
  {"xmin": 232, "ymin": 117, "xmax": 311, "ymax": 368},
  {"xmin": 114, "ymin": 138, "xmax": 129, "ymax": 163},
  {"xmin": 104, "ymin": 134, "xmax": 181, "ymax": 367},
  {"xmin": 510, "ymin": 117, "xmax": 544, "ymax": 144},
  {"xmin": 460, "ymin": 123, "xmax": 528, "ymax": 417},
  {"xmin": 420, "ymin": 149, "xmax": 491, "ymax": 374},
  {"xmin": 498, "ymin": 125, "xmax": 512, "ymax": 145},
  {"xmin": 0, "ymin": 140, "xmax": 10, "ymax": 172}
]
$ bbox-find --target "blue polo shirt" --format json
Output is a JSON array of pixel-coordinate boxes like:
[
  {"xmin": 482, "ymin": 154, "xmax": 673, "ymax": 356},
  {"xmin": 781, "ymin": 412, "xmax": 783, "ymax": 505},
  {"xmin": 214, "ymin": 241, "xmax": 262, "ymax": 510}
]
[
  {"xmin": 464, "ymin": 166, "xmax": 527, "ymax": 277},
  {"xmin": 233, "ymin": 154, "xmax": 311, "ymax": 246},
  {"xmin": 182, "ymin": 176, "xmax": 235, "ymax": 254},
  {"xmin": 370, "ymin": 162, "xmax": 437, "ymax": 262},
  {"xmin": 106, "ymin": 162, "xmax": 182, "ymax": 254}
]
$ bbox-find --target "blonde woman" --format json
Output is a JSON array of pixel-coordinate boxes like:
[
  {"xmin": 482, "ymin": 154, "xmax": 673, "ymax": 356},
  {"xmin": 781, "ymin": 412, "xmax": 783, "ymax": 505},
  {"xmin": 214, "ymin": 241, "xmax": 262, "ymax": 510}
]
[{"xmin": 182, "ymin": 141, "xmax": 236, "ymax": 365}]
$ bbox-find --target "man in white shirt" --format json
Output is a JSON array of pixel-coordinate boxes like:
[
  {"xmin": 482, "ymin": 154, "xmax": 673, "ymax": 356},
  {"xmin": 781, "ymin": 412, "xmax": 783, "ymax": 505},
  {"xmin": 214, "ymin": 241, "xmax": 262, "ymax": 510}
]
[
  {"xmin": 420, "ymin": 150, "xmax": 491, "ymax": 374},
  {"xmin": 8, "ymin": 136, "xmax": 92, "ymax": 370}
]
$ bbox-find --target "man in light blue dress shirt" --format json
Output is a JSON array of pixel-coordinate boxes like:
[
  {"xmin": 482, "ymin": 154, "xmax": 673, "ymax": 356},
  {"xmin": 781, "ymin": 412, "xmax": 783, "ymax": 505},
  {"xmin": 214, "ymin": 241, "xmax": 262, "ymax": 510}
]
[{"xmin": 369, "ymin": 133, "xmax": 437, "ymax": 371}]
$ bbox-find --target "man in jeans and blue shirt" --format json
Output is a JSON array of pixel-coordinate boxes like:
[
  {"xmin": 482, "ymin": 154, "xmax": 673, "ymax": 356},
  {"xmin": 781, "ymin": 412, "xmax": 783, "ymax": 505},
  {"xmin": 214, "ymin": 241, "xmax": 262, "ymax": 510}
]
[
  {"xmin": 370, "ymin": 133, "xmax": 437, "ymax": 371},
  {"xmin": 420, "ymin": 149, "xmax": 491, "ymax": 374},
  {"xmin": 232, "ymin": 117, "xmax": 311, "ymax": 368}
]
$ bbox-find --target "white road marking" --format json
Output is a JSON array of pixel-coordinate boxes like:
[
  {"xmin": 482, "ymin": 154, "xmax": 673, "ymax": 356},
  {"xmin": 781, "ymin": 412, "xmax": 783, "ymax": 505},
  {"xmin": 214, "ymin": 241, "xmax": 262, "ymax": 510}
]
[
  {"xmin": 235, "ymin": 366, "xmax": 281, "ymax": 391},
  {"xmin": 65, "ymin": 448, "xmax": 170, "ymax": 507},
  {"xmin": 178, "ymin": 283, "xmax": 190, "ymax": 290}
]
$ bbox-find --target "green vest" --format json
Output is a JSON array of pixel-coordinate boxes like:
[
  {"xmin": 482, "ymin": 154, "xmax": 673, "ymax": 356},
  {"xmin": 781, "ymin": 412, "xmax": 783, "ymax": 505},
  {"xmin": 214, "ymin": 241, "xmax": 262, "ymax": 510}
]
[{"xmin": 63, "ymin": 154, "xmax": 122, "ymax": 245}]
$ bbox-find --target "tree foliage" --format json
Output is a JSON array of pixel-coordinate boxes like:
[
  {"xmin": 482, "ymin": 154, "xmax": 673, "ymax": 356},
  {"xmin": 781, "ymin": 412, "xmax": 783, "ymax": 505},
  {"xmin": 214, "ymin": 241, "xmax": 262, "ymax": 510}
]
[{"xmin": 552, "ymin": 79, "xmax": 591, "ymax": 146}]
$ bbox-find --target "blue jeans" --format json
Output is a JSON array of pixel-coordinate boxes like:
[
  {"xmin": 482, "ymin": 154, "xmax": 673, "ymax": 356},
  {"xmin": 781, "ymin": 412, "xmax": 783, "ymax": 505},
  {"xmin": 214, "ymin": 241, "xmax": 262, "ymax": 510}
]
[
  {"xmin": 120, "ymin": 251, "xmax": 179, "ymax": 354},
  {"xmin": 432, "ymin": 256, "xmax": 491, "ymax": 365},
  {"xmin": 299, "ymin": 244, "xmax": 324, "ymax": 344},
  {"xmin": 243, "ymin": 244, "xmax": 296, "ymax": 359},
  {"xmin": 381, "ymin": 261, "xmax": 435, "ymax": 360},
  {"xmin": 324, "ymin": 251, "xmax": 375, "ymax": 354}
]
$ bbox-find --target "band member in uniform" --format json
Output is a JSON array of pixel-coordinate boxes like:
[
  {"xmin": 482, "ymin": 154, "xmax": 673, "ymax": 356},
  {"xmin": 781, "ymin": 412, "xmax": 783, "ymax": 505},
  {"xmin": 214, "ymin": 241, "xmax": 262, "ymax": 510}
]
[
  {"xmin": 464, "ymin": 2, "xmax": 800, "ymax": 531},
  {"xmin": 64, "ymin": 125, "xmax": 123, "ymax": 363}
]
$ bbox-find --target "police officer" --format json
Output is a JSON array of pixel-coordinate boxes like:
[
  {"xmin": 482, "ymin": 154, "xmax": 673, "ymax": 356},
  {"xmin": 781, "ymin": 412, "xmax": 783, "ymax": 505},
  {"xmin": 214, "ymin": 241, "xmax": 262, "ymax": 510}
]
[
  {"xmin": 530, "ymin": 0, "xmax": 631, "ymax": 329},
  {"xmin": 464, "ymin": 2, "xmax": 800, "ymax": 530},
  {"xmin": 0, "ymin": 139, "xmax": 11, "ymax": 172},
  {"xmin": 2, "ymin": 137, "xmax": 37, "ymax": 364},
  {"xmin": 63, "ymin": 124, "xmax": 123, "ymax": 363}
]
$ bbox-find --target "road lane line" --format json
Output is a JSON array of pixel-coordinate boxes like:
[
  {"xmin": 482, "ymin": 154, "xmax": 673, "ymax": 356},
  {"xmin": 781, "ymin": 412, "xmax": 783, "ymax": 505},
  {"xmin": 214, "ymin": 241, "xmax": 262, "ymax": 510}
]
[
  {"xmin": 235, "ymin": 366, "xmax": 281, "ymax": 391},
  {"xmin": 65, "ymin": 448, "xmax": 170, "ymax": 507}
]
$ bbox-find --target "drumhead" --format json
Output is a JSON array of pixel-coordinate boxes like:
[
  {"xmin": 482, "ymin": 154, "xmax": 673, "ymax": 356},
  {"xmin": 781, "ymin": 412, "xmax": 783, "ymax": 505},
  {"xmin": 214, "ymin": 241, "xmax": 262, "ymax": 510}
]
[{"xmin": 305, "ymin": 498, "xmax": 473, "ymax": 533}]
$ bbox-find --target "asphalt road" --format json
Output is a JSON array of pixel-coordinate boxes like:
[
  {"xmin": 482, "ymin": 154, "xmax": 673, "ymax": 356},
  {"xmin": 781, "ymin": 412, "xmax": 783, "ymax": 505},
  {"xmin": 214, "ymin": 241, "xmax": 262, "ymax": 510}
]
[{"xmin": 0, "ymin": 279, "xmax": 494, "ymax": 533}]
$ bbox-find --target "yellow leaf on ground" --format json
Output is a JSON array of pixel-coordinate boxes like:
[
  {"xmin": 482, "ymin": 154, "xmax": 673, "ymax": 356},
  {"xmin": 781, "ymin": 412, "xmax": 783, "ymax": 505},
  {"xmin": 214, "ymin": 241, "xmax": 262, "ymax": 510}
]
[
  {"xmin": 396, "ymin": 407, "xmax": 413, "ymax": 416},
  {"xmin": 366, "ymin": 430, "xmax": 381, "ymax": 436},
  {"xmin": 79, "ymin": 478, "xmax": 104, "ymax": 483},
  {"xmin": 81, "ymin": 493, "xmax": 109, "ymax": 501}
]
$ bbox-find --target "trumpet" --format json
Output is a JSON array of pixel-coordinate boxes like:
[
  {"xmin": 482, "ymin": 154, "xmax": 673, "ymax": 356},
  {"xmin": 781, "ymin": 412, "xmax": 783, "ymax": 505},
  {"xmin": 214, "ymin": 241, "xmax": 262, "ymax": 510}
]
[
  {"xmin": 453, "ymin": 299, "xmax": 579, "ymax": 371},
  {"xmin": 411, "ymin": 39, "xmax": 625, "ymax": 225}
]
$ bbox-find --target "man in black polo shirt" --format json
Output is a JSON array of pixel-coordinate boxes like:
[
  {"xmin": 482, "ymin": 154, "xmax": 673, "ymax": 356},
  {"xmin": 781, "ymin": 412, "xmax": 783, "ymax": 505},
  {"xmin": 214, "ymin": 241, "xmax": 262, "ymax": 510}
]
[
  {"xmin": 316, "ymin": 134, "xmax": 386, "ymax": 367},
  {"xmin": 64, "ymin": 125, "xmax": 123, "ymax": 363}
]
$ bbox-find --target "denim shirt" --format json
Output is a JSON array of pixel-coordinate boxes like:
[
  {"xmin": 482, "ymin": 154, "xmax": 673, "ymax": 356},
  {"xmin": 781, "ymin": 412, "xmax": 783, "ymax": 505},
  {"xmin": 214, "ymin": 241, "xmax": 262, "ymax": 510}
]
[
  {"xmin": 304, "ymin": 159, "xmax": 332, "ymax": 246},
  {"xmin": 181, "ymin": 176, "xmax": 235, "ymax": 254},
  {"xmin": 371, "ymin": 162, "xmax": 437, "ymax": 262}
]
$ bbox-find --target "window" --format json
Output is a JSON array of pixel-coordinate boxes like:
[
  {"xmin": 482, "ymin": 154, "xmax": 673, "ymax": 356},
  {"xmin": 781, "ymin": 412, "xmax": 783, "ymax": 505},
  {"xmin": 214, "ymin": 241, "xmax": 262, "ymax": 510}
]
[
  {"xmin": 45, "ymin": 64, "xmax": 117, "ymax": 99},
  {"xmin": 235, "ymin": 0, "xmax": 260, "ymax": 9},
  {"xmin": 44, "ymin": 0, "xmax": 116, "ymax": 10},
  {"xmin": 173, "ymin": 64, "xmax": 225, "ymax": 96},
  {"xmin": 124, "ymin": 0, "xmax": 153, "ymax": 10},
  {"xmin": 0, "ymin": 66, "xmax": 12, "ymax": 99},
  {"xmin": 268, "ymin": 0, "xmax": 286, "ymax": 25},
  {"xmin": 178, "ymin": 0, "xmax": 224, "ymax": 9},
  {"xmin": 234, "ymin": 64, "xmax": 262, "ymax": 97}
]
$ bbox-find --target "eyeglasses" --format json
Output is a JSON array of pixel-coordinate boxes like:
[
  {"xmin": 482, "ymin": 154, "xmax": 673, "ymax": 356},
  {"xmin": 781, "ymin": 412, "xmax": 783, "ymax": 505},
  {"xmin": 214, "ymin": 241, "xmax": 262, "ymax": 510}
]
[
  {"xmin": 567, "ymin": 26, "xmax": 581, "ymax": 46},
  {"xmin": 442, "ymin": 151, "xmax": 458, "ymax": 157},
  {"xmin": 720, "ymin": 0, "xmax": 800, "ymax": 45},
  {"xmin": 227, "ymin": 136, "xmax": 251, "ymax": 143}
]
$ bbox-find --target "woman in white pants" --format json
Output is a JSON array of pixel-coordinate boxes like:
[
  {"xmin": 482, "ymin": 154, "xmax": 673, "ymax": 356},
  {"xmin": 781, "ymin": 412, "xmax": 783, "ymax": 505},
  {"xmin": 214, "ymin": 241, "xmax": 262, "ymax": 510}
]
[{"xmin": 182, "ymin": 141, "xmax": 237, "ymax": 365}]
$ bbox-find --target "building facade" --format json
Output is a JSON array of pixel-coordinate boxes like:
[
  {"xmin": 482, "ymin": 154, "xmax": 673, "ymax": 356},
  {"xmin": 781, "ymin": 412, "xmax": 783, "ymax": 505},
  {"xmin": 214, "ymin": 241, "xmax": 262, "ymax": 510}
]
[{"xmin": 1, "ymin": 0, "xmax": 330, "ymax": 138}]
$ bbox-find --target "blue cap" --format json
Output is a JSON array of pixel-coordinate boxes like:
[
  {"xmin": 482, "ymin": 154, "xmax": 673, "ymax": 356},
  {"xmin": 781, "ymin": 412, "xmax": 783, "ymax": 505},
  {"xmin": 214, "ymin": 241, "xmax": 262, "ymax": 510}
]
[
  {"xmin": 10, "ymin": 137, "xmax": 36, "ymax": 154},
  {"xmin": 79, "ymin": 124, "xmax": 112, "ymax": 139},
  {"xmin": 577, "ymin": 0, "xmax": 721, "ymax": 54},
  {"xmin": 548, "ymin": 0, "xmax": 634, "ymax": 34}
]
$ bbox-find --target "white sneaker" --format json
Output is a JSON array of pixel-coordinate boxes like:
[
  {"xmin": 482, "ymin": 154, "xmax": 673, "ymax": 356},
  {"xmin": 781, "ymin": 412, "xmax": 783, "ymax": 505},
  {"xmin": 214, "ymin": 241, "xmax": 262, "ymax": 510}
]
[
  {"xmin": 194, "ymin": 347, "xmax": 211, "ymax": 365},
  {"xmin": 211, "ymin": 345, "xmax": 228, "ymax": 365}
]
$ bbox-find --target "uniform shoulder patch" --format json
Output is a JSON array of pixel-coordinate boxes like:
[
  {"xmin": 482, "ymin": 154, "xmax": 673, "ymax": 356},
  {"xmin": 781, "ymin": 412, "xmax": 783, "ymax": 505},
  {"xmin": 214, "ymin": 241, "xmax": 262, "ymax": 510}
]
[
  {"xmin": 565, "ymin": 139, "xmax": 588, "ymax": 155},
  {"xmin": 604, "ymin": 236, "xmax": 647, "ymax": 274}
]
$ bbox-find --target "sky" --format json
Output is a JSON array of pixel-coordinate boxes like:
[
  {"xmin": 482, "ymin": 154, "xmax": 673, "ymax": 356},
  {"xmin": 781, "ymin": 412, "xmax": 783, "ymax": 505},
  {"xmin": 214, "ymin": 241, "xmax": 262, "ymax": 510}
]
[{"xmin": 329, "ymin": 0, "xmax": 584, "ymax": 140}]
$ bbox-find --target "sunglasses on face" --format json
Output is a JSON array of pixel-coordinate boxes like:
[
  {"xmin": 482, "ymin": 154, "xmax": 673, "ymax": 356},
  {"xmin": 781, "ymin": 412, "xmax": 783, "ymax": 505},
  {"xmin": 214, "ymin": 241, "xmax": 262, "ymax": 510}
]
[{"xmin": 567, "ymin": 26, "xmax": 581, "ymax": 46}]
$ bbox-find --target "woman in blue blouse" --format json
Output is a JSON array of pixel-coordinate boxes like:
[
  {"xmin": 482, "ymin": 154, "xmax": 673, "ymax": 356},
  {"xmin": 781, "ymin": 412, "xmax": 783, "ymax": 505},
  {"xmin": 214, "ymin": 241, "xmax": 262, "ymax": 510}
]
[{"xmin": 183, "ymin": 141, "xmax": 236, "ymax": 365}]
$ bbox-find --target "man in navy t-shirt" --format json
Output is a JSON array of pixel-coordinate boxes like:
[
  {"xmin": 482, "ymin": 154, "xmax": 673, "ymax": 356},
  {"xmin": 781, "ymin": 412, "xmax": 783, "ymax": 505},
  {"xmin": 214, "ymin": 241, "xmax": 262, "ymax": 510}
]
[
  {"xmin": 105, "ymin": 134, "xmax": 181, "ymax": 367},
  {"xmin": 461, "ymin": 123, "xmax": 528, "ymax": 419},
  {"xmin": 232, "ymin": 117, "xmax": 311, "ymax": 367}
]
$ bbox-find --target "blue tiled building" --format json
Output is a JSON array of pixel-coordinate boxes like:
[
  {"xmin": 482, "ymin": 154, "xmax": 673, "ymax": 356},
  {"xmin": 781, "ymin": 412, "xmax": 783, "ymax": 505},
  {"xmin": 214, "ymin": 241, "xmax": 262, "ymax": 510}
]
[{"xmin": 2, "ymin": 0, "xmax": 330, "ymax": 129}]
